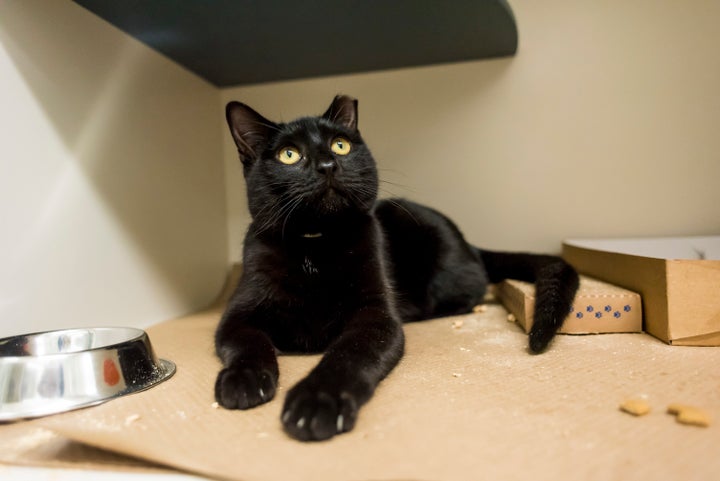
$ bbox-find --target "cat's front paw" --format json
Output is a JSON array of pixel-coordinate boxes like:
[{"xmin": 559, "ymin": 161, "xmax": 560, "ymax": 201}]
[
  {"xmin": 215, "ymin": 367, "xmax": 276, "ymax": 410},
  {"xmin": 281, "ymin": 382, "xmax": 359, "ymax": 441}
]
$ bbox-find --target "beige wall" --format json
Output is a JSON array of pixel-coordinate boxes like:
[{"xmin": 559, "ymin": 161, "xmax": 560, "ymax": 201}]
[
  {"xmin": 2, "ymin": 0, "xmax": 718, "ymax": 337},
  {"xmin": 222, "ymin": 0, "xmax": 720, "ymax": 261},
  {"xmin": 0, "ymin": 1, "xmax": 227, "ymax": 337}
]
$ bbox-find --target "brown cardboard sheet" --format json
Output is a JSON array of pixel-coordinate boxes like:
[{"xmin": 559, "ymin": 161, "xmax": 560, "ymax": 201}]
[
  {"xmin": 0, "ymin": 422, "xmax": 165, "ymax": 473},
  {"xmin": 2, "ymin": 296, "xmax": 720, "ymax": 481}
]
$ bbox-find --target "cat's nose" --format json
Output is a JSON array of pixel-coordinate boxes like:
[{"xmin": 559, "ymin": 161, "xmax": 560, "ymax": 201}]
[{"xmin": 316, "ymin": 159, "xmax": 338, "ymax": 176}]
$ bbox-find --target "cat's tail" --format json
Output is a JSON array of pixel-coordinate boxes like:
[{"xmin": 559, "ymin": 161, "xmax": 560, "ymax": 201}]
[{"xmin": 475, "ymin": 249, "xmax": 580, "ymax": 354}]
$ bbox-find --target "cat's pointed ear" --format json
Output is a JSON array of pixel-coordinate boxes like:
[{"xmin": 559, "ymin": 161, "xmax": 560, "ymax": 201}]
[
  {"xmin": 226, "ymin": 101, "xmax": 278, "ymax": 163},
  {"xmin": 323, "ymin": 95, "xmax": 358, "ymax": 130}
]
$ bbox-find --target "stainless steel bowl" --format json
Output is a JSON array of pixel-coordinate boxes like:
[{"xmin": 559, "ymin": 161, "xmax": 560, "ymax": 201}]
[{"xmin": 0, "ymin": 327, "xmax": 175, "ymax": 421}]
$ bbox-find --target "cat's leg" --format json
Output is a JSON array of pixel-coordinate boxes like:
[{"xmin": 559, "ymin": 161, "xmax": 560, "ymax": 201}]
[
  {"xmin": 214, "ymin": 311, "xmax": 279, "ymax": 410},
  {"xmin": 281, "ymin": 307, "xmax": 404, "ymax": 441}
]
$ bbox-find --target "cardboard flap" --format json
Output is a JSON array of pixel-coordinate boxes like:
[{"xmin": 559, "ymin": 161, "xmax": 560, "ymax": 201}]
[
  {"xmin": 666, "ymin": 260, "xmax": 720, "ymax": 339},
  {"xmin": 670, "ymin": 330, "xmax": 720, "ymax": 346}
]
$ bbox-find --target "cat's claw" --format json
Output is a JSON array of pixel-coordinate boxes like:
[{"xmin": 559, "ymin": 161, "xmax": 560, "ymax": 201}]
[
  {"xmin": 214, "ymin": 367, "xmax": 276, "ymax": 410},
  {"xmin": 282, "ymin": 385, "xmax": 358, "ymax": 441}
]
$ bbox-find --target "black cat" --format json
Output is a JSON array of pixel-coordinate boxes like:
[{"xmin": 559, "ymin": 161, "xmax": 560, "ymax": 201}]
[{"xmin": 215, "ymin": 95, "xmax": 579, "ymax": 441}]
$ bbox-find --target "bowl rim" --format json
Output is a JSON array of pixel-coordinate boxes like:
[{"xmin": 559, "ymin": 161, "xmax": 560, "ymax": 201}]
[{"xmin": 0, "ymin": 326, "xmax": 149, "ymax": 359}]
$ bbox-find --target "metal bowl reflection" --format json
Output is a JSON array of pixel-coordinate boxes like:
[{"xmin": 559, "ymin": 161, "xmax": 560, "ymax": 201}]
[{"xmin": 0, "ymin": 327, "xmax": 175, "ymax": 422}]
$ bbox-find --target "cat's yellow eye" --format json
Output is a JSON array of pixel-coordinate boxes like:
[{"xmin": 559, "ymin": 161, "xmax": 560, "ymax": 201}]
[
  {"xmin": 330, "ymin": 137, "xmax": 352, "ymax": 156},
  {"xmin": 277, "ymin": 146, "xmax": 302, "ymax": 165}
]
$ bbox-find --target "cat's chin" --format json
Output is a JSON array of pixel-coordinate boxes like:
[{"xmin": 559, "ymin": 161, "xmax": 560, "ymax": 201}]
[
  {"xmin": 314, "ymin": 196, "xmax": 349, "ymax": 217},
  {"xmin": 311, "ymin": 187, "xmax": 350, "ymax": 213},
  {"xmin": 313, "ymin": 183, "xmax": 375, "ymax": 214}
]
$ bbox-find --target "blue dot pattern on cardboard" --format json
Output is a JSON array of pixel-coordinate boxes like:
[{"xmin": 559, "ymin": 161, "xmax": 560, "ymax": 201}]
[{"xmin": 570, "ymin": 304, "xmax": 630, "ymax": 320}]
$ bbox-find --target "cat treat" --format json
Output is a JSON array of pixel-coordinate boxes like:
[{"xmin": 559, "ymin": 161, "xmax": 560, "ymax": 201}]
[
  {"xmin": 124, "ymin": 413, "xmax": 142, "ymax": 426},
  {"xmin": 619, "ymin": 399, "xmax": 651, "ymax": 416},
  {"xmin": 667, "ymin": 403, "xmax": 711, "ymax": 427}
]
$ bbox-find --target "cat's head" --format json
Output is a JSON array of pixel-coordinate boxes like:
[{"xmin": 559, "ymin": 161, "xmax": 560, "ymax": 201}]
[{"xmin": 226, "ymin": 95, "xmax": 378, "ymax": 236}]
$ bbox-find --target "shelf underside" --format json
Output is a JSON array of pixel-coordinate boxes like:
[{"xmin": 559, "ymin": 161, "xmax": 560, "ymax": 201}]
[{"xmin": 74, "ymin": 0, "xmax": 518, "ymax": 87}]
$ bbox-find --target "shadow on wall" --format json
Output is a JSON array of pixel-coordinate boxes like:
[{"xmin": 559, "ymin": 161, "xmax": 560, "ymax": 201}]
[
  {"xmin": 0, "ymin": 0, "xmax": 227, "ymax": 331},
  {"xmin": 351, "ymin": 57, "xmax": 516, "ymax": 188}
]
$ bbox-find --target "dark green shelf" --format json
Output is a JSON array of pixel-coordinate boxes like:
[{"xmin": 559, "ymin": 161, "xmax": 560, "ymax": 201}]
[{"xmin": 74, "ymin": 0, "xmax": 518, "ymax": 87}]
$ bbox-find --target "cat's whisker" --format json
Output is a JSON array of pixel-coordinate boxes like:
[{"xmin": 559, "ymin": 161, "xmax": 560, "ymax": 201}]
[
  {"xmin": 377, "ymin": 168, "xmax": 412, "ymax": 180},
  {"xmin": 280, "ymin": 196, "xmax": 305, "ymax": 239},
  {"xmin": 378, "ymin": 188, "xmax": 400, "ymax": 199},
  {"xmin": 253, "ymin": 189, "xmax": 301, "ymax": 234},
  {"xmin": 259, "ymin": 195, "xmax": 300, "ymax": 234},
  {"xmin": 379, "ymin": 179, "xmax": 414, "ymax": 192},
  {"xmin": 252, "ymin": 191, "xmax": 297, "ymax": 229},
  {"xmin": 251, "ymin": 120, "xmax": 282, "ymax": 132},
  {"xmin": 385, "ymin": 199, "xmax": 421, "ymax": 225}
]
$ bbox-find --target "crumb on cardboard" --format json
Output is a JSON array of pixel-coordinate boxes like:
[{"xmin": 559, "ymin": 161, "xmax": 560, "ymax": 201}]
[
  {"xmin": 472, "ymin": 304, "xmax": 487, "ymax": 313},
  {"xmin": 452, "ymin": 319, "xmax": 464, "ymax": 329},
  {"xmin": 211, "ymin": 401, "xmax": 219, "ymax": 409},
  {"xmin": 124, "ymin": 414, "xmax": 141, "ymax": 426},
  {"xmin": 452, "ymin": 372, "xmax": 462, "ymax": 378},
  {"xmin": 507, "ymin": 313, "xmax": 516, "ymax": 322},
  {"xmin": 667, "ymin": 403, "xmax": 711, "ymax": 427},
  {"xmin": 619, "ymin": 399, "xmax": 651, "ymax": 416}
]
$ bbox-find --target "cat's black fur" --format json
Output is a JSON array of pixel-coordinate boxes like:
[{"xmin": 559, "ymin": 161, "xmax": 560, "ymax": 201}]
[{"xmin": 215, "ymin": 95, "xmax": 579, "ymax": 441}]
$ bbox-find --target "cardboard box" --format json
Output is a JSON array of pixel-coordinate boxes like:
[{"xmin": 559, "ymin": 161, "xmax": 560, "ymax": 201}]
[
  {"xmin": 563, "ymin": 236, "xmax": 720, "ymax": 346},
  {"xmin": 497, "ymin": 276, "xmax": 642, "ymax": 335}
]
